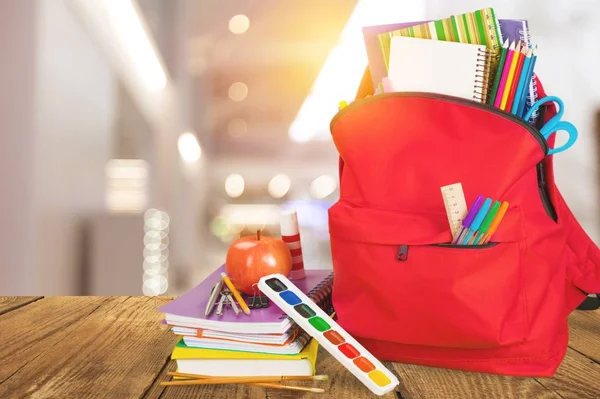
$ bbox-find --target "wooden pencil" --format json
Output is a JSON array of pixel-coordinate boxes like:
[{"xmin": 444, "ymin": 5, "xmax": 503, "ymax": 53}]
[
  {"xmin": 488, "ymin": 39, "xmax": 509, "ymax": 105},
  {"xmin": 165, "ymin": 380, "xmax": 324, "ymax": 393},
  {"xmin": 161, "ymin": 374, "xmax": 327, "ymax": 386},
  {"xmin": 500, "ymin": 41, "xmax": 522, "ymax": 110},
  {"xmin": 167, "ymin": 371, "xmax": 327, "ymax": 381},
  {"xmin": 493, "ymin": 41, "xmax": 516, "ymax": 108},
  {"xmin": 505, "ymin": 45, "xmax": 528, "ymax": 111}
]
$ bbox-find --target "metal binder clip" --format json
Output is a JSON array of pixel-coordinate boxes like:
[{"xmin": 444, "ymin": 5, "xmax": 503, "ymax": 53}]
[{"xmin": 248, "ymin": 283, "xmax": 269, "ymax": 309}]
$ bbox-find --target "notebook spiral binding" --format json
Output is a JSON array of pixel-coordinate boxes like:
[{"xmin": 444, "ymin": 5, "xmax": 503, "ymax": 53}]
[
  {"xmin": 473, "ymin": 48, "xmax": 493, "ymax": 103},
  {"xmin": 278, "ymin": 272, "xmax": 334, "ymax": 320},
  {"xmin": 526, "ymin": 77, "xmax": 539, "ymax": 123},
  {"xmin": 308, "ymin": 272, "xmax": 334, "ymax": 314}
]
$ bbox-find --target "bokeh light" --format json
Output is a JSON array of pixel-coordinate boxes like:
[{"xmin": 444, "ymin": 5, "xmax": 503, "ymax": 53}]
[{"xmin": 225, "ymin": 174, "xmax": 245, "ymax": 197}]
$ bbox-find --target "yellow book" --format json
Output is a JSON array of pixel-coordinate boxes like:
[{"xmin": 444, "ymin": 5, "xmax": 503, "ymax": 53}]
[{"xmin": 171, "ymin": 338, "xmax": 319, "ymax": 377}]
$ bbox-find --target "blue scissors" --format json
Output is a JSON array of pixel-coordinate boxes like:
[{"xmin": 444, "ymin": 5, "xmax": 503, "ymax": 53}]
[{"xmin": 524, "ymin": 96, "xmax": 578, "ymax": 156}]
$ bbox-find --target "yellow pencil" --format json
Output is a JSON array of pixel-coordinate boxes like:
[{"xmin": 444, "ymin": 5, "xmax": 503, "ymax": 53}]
[
  {"xmin": 500, "ymin": 41, "xmax": 522, "ymax": 110},
  {"xmin": 221, "ymin": 272, "xmax": 251, "ymax": 315}
]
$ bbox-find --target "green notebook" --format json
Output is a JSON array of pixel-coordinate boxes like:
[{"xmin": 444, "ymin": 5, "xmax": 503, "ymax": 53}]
[{"xmin": 378, "ymin": 8, "xmax": 502, "ymax": 76}]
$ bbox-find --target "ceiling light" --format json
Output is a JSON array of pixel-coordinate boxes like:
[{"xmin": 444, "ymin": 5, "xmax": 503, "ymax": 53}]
[
  {"xmin": 225, "ymin": 174, "xmax": 245, "ymax": 197},
  {"xmin": 310, "ymin": 175, "xmax": 337, "ymax": 199},
  {"xmin": 177, "ymin": 132, "xmax": 201, "ymax": 163},
  {"xmin": 103, "ymin": 0, "xmax": 167, "ymax": 92},
  {"xmin": 229, "ymin": 14, "xmax": 250, "ymax": 34},
  {"xmin": 268, "ymin": 174, "xmax": 291, "ymax": 198},
  {"xmin": 228, "ymin": 82, "xmax": 248, "ymax": 101}
]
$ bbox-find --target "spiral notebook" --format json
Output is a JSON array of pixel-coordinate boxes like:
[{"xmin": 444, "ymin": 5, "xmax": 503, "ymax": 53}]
[
  {"xmin": 377, "ymin": 8, "xmax": 502, "ymax": 78},
  {"xmin": 160, "ymin": 265, "xmax": 333, "ymax": 335},
  {"xmin": 388, "ymin": 36, "xmax": 492, "ymax": 103}
]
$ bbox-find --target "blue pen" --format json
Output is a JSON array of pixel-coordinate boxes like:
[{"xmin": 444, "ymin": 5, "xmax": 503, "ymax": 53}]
[
  {"xmin": 461, "ymin": 198, "xmax": 492, "ymax": 245},
  {"xmin": 511, "ymin": 48, "xmax": 533, "ymax": 115},
  {"xmin": 452, "ymin": 196, "xmax": 484, "ymax": 244}
]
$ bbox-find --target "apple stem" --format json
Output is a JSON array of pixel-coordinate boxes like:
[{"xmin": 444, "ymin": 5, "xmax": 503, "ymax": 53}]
[{"xmin": 257, "ymin": 230, "xmax": 261, "ymax": 241}]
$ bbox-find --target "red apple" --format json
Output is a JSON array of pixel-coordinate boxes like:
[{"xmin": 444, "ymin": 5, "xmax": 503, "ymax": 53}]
[{"xmin": 225, "ymin": 230, "xmax": 292, "ymax": 295}]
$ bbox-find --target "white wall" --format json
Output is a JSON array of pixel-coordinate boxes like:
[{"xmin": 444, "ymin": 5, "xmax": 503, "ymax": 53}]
[
  {"xmin": 0, "ymin": 0, "xmax": 116, "ymax": 295},
  {"xmin": 427, "ymin": 0, "xmax": 600, "ymax": 243},
  {"xmin": 32, "ymin": 0, "xmax": 116, "ymax": 294},
  {"xmin": 0, "ymin": 1, "xmax": 37, "ymax": 293}
]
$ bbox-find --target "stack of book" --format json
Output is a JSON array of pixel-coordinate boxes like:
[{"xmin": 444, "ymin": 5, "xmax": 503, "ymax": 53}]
[{"xmin": 159, "ymin": 265, "xmax": 333, "ymax": 377}]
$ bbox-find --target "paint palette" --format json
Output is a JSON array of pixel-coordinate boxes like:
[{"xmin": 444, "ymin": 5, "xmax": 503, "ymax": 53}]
[{"xmin": 258, "ymin": 274, "xmax": 399, "ymax": 396}]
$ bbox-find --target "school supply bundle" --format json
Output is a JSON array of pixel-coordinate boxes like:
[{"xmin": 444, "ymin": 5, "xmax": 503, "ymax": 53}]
[
  {"xmin": 160, "ymin": 265, "xmax": 332, "ymax": 335},
  {"xmin": 158, "ymin": 265, "xmax": 333, "ymax": 381},
  {"xmin": 328, "ymin": 6, "xmax": 600, "ymax": 375}
]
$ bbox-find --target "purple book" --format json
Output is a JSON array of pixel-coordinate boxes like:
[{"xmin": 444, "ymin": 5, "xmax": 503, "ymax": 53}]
[{"xmin": 160, "ymin": 265, "xmax": 333, "ymax": 335}]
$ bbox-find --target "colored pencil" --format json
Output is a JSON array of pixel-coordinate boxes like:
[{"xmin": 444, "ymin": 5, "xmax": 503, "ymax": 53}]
[
  {"xmin": 520, "ymin": 48, "xmax": 538, "ymax": 119},
  {"xmin": 488, "ymin": 39, "xmax": 509, "ymax": 106},
  {"xmin": 164, "ymin": 372, "xmax": 327, "ymax": 392},
  {"xmin": 161, "ymin": 375, "xmax": 328, "ymax": 386},
  {"xmin": 517, "ymin": 46, "xmax": 537, "ymax": 118},
  {"xmin": 511, "ymin": 49, "xmax": 533, "ymax": 115},
  {"xmin": 493, "ymin": 41, "xmax": 516, "ymax": 108},
  {"xmin": 505, "ymin": 46, "xmax": 527, "ymax": 112},
  {"xmin": 500, "ymin": 41, "xmax": 522, "ymax": 110},
  {"xmin": 221, "ymin": 272, "xmax": 251, "ymax": 315}
]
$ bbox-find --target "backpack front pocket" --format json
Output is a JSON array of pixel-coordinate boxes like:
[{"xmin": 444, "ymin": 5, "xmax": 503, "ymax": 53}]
[{"xmin": 329, "ymin": 201, "xmax": 527, "ymax": 350}]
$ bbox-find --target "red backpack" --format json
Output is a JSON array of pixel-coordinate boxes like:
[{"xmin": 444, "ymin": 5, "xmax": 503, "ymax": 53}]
[{"xmin": 328, "ymin": 70, "xmax": 600, "ymax": 376}]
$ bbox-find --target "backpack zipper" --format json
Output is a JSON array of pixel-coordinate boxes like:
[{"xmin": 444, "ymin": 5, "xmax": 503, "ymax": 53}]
[
  {"xmin": 533, "ymin": 105, "xmax": 558, "ymax": 223},
  {"xmin": 397, "ymin": 245, "xmax": 409, "ymax": 261},
  {"xmin": 537, "ymin": 162, "xmax": 558, "ymax": 222},
  {"xmin": 397, "ymin": 242, "xmax": 498, "ymax": 262},
  {"xmin": 330, "ymin": 92, "xmax": 548, "ymax": 154}
]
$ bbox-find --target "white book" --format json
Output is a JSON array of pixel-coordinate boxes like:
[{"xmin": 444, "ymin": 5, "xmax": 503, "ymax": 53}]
[
  {"xmin": 181, "ymin": 332, "xmax": 309, "ymax": 355},
  {"xmin": 170, "ymin": 327, "xmax": 294, "ymax": 345},
  {"xmin": 388, "ymin": 36, "xmax": 491, "ymax": 103},
  {"xmin": 176, "ymin": 358, "xmax": 314, "ymax": 377}
]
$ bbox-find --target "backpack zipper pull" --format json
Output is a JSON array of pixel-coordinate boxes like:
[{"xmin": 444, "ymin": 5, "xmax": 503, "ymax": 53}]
[{"xmin": 397, "ymin": 245, "xmax": 409, "ymax": 261}]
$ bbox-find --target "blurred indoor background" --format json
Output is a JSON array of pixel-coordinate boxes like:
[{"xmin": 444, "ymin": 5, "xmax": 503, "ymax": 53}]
[{"xmin": 1, "ymin": 0, "xmax": 598, "ymax": 296}]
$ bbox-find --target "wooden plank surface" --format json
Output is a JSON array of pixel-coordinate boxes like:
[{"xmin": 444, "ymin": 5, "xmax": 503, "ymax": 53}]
[
  {"xmin": 390, "ymin": 363, "xmax": 560, "ymax": 399},
  {"xmin": 0, "ymin": 296, "xmax": 112, "ymax": 384},
  {"xmin": 0, "ymin": 298, "xmax": 598, "ymax": 399},
  {"xmin": 0, "ymin": 296, "xmax": 43, "ymax": 315},
  {"xmin": 0, "ymin": 296, "xmax": 177, "ymax": 399},
  {"xmin": 568, "ymin": 310, "xmax": 600, "ymax": 363},
  {"xmin": 535, "ymin": 348, "xmax": 600, "ymax": 399}
]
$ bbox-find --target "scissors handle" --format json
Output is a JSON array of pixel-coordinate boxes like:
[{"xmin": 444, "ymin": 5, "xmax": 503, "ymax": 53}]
[
  {"xmin": 545, "ymin": 120, "xmax": 578, "ymax": 155},
  {"xmin": 523, "ymin": 96, "xmax": 564, "ymax": 123}
]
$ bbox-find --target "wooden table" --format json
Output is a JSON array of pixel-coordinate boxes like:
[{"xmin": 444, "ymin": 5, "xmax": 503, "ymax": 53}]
[{"xmin": 0, "ymin": 296, "xmax": 598, "ymax": 398}]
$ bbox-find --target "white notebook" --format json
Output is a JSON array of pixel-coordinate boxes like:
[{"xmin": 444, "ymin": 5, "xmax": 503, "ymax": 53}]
[{"xmin": 388, "ymin": 36, "xmax": 492, "ymax": 103}]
